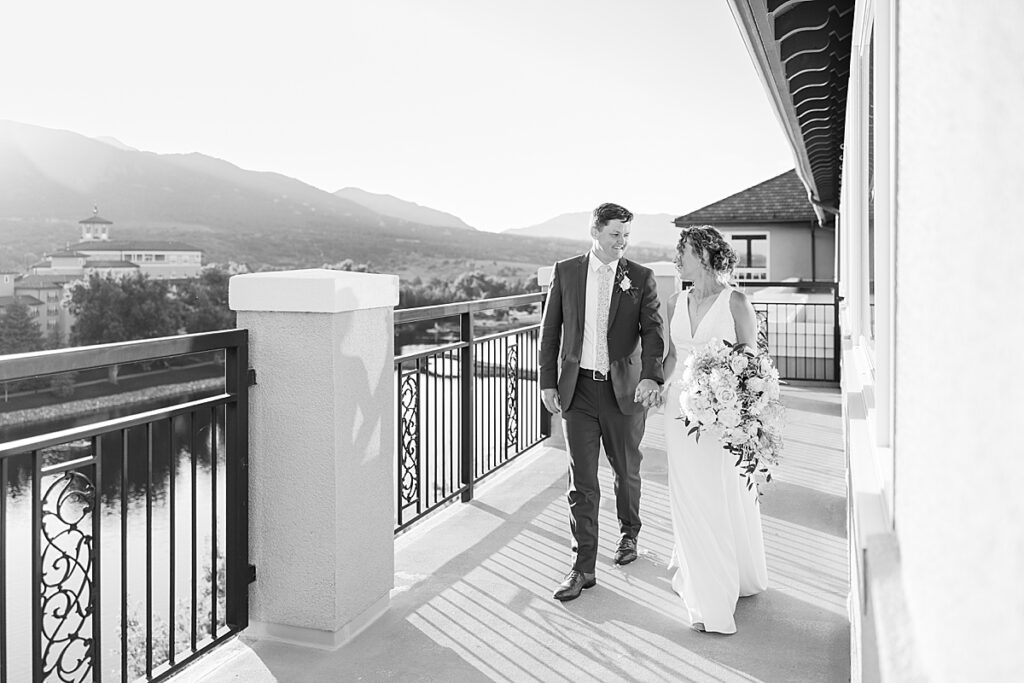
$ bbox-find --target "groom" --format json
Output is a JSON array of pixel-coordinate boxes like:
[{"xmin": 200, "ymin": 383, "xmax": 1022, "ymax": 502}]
[{"xmin": 539, "ymin": 202, "xmax": 665, "ymax": 601}]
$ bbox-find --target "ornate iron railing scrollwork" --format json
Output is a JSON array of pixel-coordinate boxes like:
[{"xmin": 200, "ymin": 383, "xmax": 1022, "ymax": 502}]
[
  {"xmin": 505, "ymin": 343, "xmax": 519, "ymax": 452},
  {"xmin": 39, "ymin": 468, "xmax": 96, "ymax": 683},
  {"xmin": 398, "ymin": 365, "xmax": 421, "ymax": 511}
]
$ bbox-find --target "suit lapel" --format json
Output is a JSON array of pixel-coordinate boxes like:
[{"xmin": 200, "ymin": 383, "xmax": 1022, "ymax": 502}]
[
  {"xmin": 573, "ymin": 254, "xmax": 588, "ymax": 341},
  {"xmin": 607, "ymin": 259, "xmax": 625, "ymax": 327}
]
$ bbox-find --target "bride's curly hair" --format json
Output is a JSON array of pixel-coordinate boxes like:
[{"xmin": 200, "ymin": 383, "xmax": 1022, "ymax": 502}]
[{"xmin": 677, "ymin": 225, "xmax": 738, "ymax": 276}]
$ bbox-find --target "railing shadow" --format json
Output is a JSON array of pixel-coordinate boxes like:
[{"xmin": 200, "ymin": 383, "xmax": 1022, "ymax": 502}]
[{"xmin": 233, "ymin": 385, "xmax": 849, "ymax": 683}]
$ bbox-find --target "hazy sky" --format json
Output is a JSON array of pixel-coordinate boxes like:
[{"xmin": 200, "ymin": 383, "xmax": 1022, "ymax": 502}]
[{"xmin": 1, "ymin": 1, "xmax": 794, "ymax": 232}]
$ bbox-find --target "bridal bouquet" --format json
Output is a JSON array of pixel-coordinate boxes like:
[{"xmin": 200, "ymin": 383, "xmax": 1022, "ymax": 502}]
[{"xmin": 677, "ymin": 339, "xmax": 785, "ymax": 489}]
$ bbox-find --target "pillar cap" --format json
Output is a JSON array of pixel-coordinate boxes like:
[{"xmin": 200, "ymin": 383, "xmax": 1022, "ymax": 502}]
[{"xmin": 229, "ymin": 269, "xmax": 399, "ymax": 313}]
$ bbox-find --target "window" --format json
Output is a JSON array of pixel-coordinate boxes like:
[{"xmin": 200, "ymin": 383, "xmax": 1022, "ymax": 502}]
[
  {"xmin": 154, "ymin": 254, "xmax": 166, "ymax": 262},
  {"xmin": 728, "ymin": 233, "xmax": 770, "ymax": 281}
]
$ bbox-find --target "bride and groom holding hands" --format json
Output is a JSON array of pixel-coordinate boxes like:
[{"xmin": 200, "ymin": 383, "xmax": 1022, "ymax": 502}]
[{"xmin": 539, "ymin": 203, "xmax": 768, "ymax": 634}]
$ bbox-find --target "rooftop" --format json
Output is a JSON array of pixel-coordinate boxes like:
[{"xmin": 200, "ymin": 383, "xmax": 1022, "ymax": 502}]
[
  {"xmin": 85, "ymin": 259, "xmax": 139, "ymax": 268},
  {"xmin": 0, "ymin": 294, "xmax": 44, "ymax": 307},
  {"xmin": 44, "ymin": 250, "xmax": 86, "ymax": 258},
  {"xmin": 187, "ymin": 384, "xmax": 849, "ymax": 682},
  {"xmin": 675, "ymin": 169, "xmax": 817, "ymax": 226},
  {"xmin": 70, "ymin": 240, "xmax": 202, "ymax": 252},
  {"xmin": 14, "ymin": 274, "xmax": 76, "ymax": 288},
  {"xmin": 79, "ymin": 207, "xmax": 113, "ymax": 225}
]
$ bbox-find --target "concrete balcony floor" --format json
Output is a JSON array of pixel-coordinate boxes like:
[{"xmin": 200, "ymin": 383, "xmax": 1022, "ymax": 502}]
[{"xmin": 190, "ymin": 385, "xmax": 848, "ymax": 682}]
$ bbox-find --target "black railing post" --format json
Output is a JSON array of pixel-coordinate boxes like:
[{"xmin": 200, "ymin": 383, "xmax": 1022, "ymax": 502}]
[
  {"xmin": 538, "ymin": 297, "xmax": 551, "ymax": 438},
  {"xmin": 833, "ymin": 283, "xmax": 842, "ymax": 382},
  {"xmin": 225, "ymin": 331, "xmax": 250, "ymax": 631},
  {"xmin": 459, "ymin": 311, "xmax": 475, "ymax": 502}
]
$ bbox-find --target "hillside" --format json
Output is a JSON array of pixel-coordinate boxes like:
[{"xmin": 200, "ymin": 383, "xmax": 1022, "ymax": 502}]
[
  {"xmin": 0, "ymin": 121, "xmax": 672, "ymax": 280},
  {"xmin": 504, "ymin": 212, "xmax": 681, "ymax": 249},
  {"xmin": 334, "ymin": 187, "xmax": 474, "ymax": 231}
]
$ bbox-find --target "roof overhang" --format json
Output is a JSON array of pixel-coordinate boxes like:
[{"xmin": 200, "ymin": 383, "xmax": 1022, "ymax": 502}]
[{"xmin": 726, "ymin": 0, "xmax": 855, "ymax": 225}]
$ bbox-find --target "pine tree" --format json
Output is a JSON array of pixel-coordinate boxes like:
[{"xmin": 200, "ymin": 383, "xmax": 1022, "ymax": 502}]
[{"xmin": 0, "ymin": 299, "xmax": 44, "ymax": 355}]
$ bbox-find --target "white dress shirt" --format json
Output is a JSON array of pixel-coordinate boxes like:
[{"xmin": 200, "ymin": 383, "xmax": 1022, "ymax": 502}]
[{"xmin": 580, "ymin": 251, "xmax": 618, "ymax": 372}]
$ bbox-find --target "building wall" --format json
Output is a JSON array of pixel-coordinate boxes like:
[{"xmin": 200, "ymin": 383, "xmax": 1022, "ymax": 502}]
[
  {"xmin": 893, "ymin": 2, "xmax": 1024, "ymax": 680},
  {"xmin": 13, "ymin": 285, "xmax": 65, "ymax": 339},
  {"xmin": 716, "ymin": 221, "xmax": 835, "ymax": 281}
]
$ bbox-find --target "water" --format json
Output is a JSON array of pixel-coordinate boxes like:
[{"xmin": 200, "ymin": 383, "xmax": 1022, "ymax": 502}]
[{"xmin": 2, "ymin": 410, "xmax": 227, "ymax": 682}]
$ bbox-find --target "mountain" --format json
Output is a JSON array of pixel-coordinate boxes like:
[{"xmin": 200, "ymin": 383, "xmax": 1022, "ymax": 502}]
[
  {"xmin": 335, "ymin": 187, "xmax": 474, "ymax": 230},
  {"xmin": 0, "ymin": 121, "xmax": 673, "ymax": 279},
  {"xmin": 94, "ymin": 136, "xmax": 138, "ymax": 152},
  {"xmin": 504, "ymin": 212, "xmax": 681, "ymax": 249}
]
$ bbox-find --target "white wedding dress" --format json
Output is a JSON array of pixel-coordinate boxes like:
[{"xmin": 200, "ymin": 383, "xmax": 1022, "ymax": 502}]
[{"xmin": 663, "ymin": 287, "xmax": 768, "ymax": 634}]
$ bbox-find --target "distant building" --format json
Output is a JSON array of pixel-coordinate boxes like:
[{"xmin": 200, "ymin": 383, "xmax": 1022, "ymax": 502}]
[
  {"xmin": 7, "ymin": 274, "xmax": 68, "ymax": 340},
  {"xmin": 16, "ymin": 208, "xmax": 204, "ymax": 344},
  {"xmin": 673, "ymin": 170, "xmax": 835, "ymax": 282},
  {"xmin": 28, "ymin": 207, "xmax": 203, "ymax": 281},
  {"xmin": 0, "ymin": 271, "xmax": 48, "ymax": 341}
]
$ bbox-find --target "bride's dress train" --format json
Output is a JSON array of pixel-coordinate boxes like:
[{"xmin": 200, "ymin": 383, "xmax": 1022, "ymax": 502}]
[{"xmin": 662, "ymin": 288, "xmax": 768, "ymax": 634}]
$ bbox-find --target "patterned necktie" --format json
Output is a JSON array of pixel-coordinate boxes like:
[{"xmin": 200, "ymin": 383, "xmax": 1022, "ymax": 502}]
[{"xmin": 596, "ymin": 264, "xmax": 612, "ymax": 373}]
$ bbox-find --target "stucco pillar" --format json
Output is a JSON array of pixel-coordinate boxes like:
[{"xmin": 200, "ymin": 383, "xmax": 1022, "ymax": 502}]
[{"xmin": 229, "ymin": 268, "xmax": 399, "ymax": 650}]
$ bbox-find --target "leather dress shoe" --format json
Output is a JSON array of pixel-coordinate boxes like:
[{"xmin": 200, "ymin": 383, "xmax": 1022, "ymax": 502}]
[
  {"xmin": 552, "ymin": 570, "xmax": 596, "ymax": 601},
  {"xmin": 614, "ymin": 536, "xmax": 638, "ymax": 565}
]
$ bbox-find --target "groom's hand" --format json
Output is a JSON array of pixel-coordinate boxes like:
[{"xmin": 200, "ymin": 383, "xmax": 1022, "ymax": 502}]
[
  {"xmin": 541, "ymin": 388, "xmax": 562, "ymax": 415},
  {"xmin": 634, "ymin": 379, "xmax": 662, "ymax": 408}
]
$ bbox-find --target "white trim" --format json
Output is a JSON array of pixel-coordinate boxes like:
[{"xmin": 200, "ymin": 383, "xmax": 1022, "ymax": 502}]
[{"xmin": 721, "ymin": 230, "xmax": 770, "ymax": 281}]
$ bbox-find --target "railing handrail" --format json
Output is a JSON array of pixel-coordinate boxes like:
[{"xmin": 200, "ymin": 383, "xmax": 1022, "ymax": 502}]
[
  {"xmin": 394, "ymin": 292, "xmax": 544, "ymax": 324},
  {"xmin": 0, "ymin": 329, "xmax": 247, "ymax": 382},
  {"xmin": 0, "ymin": 393, "xmax": 232, "ymax": 458},
  {"xmin": 732, "ymin": 280, "xmax": 837, "ymax": 291}
]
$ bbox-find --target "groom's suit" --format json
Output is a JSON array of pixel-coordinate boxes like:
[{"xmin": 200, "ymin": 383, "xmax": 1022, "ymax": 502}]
[{"xmin": 540, "ymin": 253, "xmax": 664, "ymax": 574}]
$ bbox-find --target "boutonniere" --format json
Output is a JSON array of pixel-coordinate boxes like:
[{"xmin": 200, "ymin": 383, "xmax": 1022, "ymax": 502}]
[{"xmin": 615, "ymin": 264, "xmax": 639, "ymax": 296}]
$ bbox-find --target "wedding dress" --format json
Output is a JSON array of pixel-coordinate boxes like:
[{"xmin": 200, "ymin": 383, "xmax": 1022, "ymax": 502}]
[{"xmin": 662, "ymin": 287, "xmax": 768, "ymax": 634}]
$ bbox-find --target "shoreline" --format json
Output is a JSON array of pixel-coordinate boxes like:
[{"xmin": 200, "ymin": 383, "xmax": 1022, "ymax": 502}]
[{"xmin": 0, "ymin": 378, "xmax": 225, "ymax": 429}]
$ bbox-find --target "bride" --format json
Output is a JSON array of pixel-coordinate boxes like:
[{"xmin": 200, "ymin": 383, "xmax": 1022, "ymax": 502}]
[{"xmin": 660, "ymin": 225, "xmax": 768, "ymax": 634}]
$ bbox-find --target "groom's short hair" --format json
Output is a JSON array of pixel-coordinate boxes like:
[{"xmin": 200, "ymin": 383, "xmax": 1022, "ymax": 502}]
[{"xmin": 591, "ymin": 203, "xmax": 634, "ymax": 231}]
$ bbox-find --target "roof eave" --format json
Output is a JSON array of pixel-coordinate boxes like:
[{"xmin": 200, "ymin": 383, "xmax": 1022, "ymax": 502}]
[{"xmin": 724, "ymin": 0, "xmax": 853, "ymax": 226}]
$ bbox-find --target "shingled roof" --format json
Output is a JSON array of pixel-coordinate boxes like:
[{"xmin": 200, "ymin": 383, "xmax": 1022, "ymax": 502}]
[{"xmin": 674, "ymin": 169, "xmax": 816, "ymax": 226}]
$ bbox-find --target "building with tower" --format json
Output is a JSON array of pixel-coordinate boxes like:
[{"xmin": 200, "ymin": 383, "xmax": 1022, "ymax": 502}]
[
  {"xmin": 15, "ymin": 208, "xmax": 204, "ymax": 344},
  {"xmin": 29, "ymin": 207, "xmax": 203, "ymax": 281}
]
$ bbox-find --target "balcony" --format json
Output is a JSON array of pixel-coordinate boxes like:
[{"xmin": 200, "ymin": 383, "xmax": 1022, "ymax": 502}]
[
  {"xmin": 187, "ymin": 382, "xmax": 847, "ymax": 682},
  {"xmin": 0, "ymin": 269, "xmax": 849, "ymax": 681}
]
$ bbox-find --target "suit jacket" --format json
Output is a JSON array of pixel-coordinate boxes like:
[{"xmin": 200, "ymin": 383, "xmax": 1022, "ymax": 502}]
[{"xmin": 539, "ymin": 254, "xmax": 665, "ymax": 415}]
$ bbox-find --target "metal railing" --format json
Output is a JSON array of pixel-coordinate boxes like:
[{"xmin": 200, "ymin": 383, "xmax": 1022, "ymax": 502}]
[
  {"xmin": 393, "ymin": 293, "xmax": 546, "ymax": 532},
  {"xmin": 736, "ymin": 280, "xmax": 841, "ymax": 382},
  {"xmin": 0, "ymin": 330, "xmax": 249, "ymax": 682}
]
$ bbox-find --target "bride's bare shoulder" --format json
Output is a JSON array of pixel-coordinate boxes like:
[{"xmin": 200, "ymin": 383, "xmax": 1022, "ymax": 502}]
[{"xmin": 729, "ymin": 288, "xmax": 753, "ymax": 311}]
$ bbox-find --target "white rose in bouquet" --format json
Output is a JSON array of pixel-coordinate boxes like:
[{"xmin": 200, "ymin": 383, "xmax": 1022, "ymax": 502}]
[
  {"xmin": 729, "ymin": 354, "xmax": 749, "ymax": 374},
  {"xmin": 718, "ymin": 407, "xmax": 742, "ymax": 429},
  {"xmin": 746, "ymin": 376, "xmax": 766, "ymax": 394},
  {"xmin": 759, "ymin": 356, "xmax": 773, "ymax": 374},
  {"xmin": 714, "ymin": 385, "xmax": 739, "ymax": 407},
  {"xmin": 730, "ymin": 428, "xmax": 751, "ymax": 445}
]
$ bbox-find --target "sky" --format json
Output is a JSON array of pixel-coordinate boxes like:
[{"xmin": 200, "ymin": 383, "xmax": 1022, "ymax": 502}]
[{"xmin": 0, "ymin": 1, "xmax": 794, "ymax": 233}]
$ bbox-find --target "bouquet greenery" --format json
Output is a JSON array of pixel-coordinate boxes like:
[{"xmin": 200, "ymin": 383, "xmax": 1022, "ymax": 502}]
[{"xmin": 678, "ymin": 339, "xmax": 785, "ymax": 490}]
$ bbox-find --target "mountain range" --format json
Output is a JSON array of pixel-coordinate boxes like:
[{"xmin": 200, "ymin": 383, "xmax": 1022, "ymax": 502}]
[
  {"xmin": 0, "ymin": 121, "xmax": 673, "ymax": 279},
  {"xmin": 503, "ymin": 212, "xmax": 680, "ymax": 248}
]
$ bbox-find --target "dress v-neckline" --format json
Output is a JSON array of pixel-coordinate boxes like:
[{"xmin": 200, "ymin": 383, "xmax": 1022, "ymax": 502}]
[{"xmin": 687, "ymin": 287, "xmax": 730, "ymax": 338}]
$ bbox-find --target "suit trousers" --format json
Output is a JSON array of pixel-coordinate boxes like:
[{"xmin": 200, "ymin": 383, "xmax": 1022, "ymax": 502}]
[{"xmin": 562, "ymin": 374, "xmax": 646, "ymax": 574}]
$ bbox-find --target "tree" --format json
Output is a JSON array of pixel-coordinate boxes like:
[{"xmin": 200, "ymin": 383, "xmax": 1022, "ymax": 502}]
[
  {"xmin": 68, "ymin": 274, "xmax": 187, "ymax": 383},
  {"xmin": 68, "ymin": 273, "xmax": 186, "ymax": 346},
  {"xmin": 0, "ymin": 299, "xmax": 44, "ymax": 355},
  {"xmin": 0, "ymin": 299, "xmax": 45, "ymax": 400},
  {"xmin": 178, "ymin": 267, "xmax": 236, "ymax": 333}
]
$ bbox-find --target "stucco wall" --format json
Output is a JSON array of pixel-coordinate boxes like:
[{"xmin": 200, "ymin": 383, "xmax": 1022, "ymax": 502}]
[
  {"xmin": 894, "ymin": 3, "xmax": 1024, "ymax": 680},
  {"xmin": 717, "ymin": 221, "xmax": 834, "ymax": 281}
]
